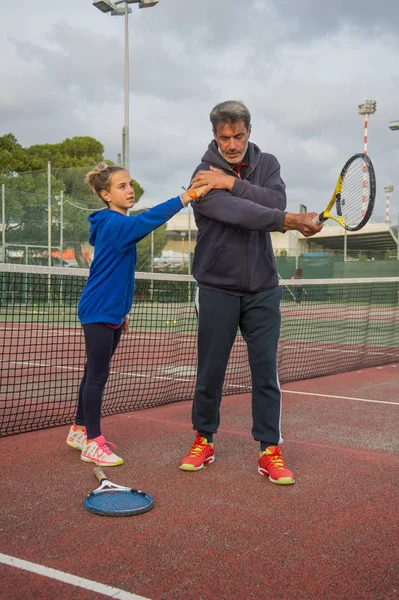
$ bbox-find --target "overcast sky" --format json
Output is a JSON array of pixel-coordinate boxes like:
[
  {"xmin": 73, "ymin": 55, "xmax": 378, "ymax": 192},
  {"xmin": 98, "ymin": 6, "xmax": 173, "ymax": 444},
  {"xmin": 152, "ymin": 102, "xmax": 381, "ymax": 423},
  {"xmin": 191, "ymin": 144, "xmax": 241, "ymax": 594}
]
[{"xmin": 1, "ymin": 0, "xmax": 398, "ymax": 219}]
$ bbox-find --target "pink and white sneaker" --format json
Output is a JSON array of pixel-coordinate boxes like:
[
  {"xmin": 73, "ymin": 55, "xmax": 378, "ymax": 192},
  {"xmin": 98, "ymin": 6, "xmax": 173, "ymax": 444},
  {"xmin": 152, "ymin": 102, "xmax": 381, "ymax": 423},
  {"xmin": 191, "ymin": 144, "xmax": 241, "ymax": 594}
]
[
  {"xmin": 80, "ymin": 435, "xmax": 124, "ymax": 467},
  {"xmin": 66, "ymin": 425, "xmax": 87, "ymax": 450}
]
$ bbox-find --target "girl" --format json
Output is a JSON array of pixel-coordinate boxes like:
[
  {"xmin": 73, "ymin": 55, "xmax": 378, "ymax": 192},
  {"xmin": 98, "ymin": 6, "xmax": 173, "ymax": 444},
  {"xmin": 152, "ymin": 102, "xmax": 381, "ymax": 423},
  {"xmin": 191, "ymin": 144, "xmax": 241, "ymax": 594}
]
[{"xmin": 66, "ymin": 162, "xmax": 205, "ymax": 466}]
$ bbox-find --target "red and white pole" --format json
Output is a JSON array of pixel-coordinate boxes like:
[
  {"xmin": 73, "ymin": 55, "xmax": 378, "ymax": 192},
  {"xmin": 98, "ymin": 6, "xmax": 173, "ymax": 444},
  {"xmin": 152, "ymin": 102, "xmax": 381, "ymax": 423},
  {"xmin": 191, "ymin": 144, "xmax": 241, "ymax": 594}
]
[
  {"xmin": 362, "ymin": 114, "xmax": 368, "ymax": 217},
  {"xmin": 363, "ymin": 113, "xmax": 369, "ymax": 155},
  {"xmin": 385, "ymin": 190, "xmax": 390, "ymax": 225},
  {"xmin": 384, "ymin": 186, "xmax": 394, "ymax": 226}
]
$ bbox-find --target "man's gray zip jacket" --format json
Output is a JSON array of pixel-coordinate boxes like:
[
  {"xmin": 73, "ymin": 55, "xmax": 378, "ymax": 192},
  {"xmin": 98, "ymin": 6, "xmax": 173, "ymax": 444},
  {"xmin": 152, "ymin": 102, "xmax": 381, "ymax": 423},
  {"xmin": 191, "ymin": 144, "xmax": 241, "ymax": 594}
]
[{"xmin": 192, "ymin": 140, "xmax": 287, "ymax": 295}]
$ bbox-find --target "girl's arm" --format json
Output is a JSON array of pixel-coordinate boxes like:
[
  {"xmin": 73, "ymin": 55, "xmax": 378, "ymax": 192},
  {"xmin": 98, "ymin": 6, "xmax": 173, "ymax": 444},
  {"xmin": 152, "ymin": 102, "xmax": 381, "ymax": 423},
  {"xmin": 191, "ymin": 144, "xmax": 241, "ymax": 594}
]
[{"xmin": 113, "ymin": 188, "xmax": 206, "ymax": 252}]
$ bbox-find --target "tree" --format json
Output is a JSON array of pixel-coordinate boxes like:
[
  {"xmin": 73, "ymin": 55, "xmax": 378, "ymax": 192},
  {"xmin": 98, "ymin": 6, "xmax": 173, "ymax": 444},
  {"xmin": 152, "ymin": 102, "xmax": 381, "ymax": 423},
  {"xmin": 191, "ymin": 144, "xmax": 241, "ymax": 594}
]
[
  {"xmin": 0, "ymin": 134, "xmax": 30, "ymax": 174},
  {"xmin": 0, "ymin": 133, "xmax": 163, "ymax": 269},
  {"xmin": 25, "ymin": 136, "xmax": 105, "ymax": 170}
]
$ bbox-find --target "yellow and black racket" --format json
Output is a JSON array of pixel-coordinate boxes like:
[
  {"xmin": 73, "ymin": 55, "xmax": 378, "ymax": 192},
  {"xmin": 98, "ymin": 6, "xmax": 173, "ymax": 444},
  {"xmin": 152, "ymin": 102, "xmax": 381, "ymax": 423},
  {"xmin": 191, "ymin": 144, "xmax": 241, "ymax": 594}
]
[{"xmin": 313, "ymin": 153, "xmax": 376, "ymax": 231}]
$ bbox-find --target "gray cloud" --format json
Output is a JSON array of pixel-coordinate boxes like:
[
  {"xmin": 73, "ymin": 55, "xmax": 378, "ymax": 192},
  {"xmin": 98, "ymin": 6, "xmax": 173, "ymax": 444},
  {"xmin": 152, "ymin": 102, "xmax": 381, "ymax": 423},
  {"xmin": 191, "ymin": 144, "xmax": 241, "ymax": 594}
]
[{"xmin": 0, "ymin": 0, "xmax": 398, "ymax": 220}]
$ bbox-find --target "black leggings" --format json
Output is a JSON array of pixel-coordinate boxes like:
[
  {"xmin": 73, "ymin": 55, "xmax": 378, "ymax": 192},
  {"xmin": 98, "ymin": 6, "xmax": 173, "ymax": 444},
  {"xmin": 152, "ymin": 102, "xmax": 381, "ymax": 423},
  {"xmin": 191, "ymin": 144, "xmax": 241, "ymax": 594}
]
[{"xmin": 75, "ymin": 323, "xmax": 122, "ymax": 440}]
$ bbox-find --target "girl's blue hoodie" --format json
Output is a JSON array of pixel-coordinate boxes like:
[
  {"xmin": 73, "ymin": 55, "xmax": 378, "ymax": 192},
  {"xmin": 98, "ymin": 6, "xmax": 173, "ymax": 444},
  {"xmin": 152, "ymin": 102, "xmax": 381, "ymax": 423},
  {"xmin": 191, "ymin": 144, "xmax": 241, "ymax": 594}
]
[{"xmin": 78, "ymin": 196, "xmax": 183, "ymax": 325}]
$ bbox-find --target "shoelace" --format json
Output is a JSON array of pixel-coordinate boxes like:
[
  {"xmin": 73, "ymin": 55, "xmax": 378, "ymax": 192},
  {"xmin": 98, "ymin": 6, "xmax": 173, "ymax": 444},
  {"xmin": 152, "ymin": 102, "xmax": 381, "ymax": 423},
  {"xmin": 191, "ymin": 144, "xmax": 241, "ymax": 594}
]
[
  {"xmin": 264, "ymin": 448, "xmax": 286, "ymax": 470},
  {"xmin": 96, "ymin": 439, "xmax": 117, "ymax": 456},
  {"xmin": 187, "ymin": 439, "xmax": 208, "ymax": 457}
]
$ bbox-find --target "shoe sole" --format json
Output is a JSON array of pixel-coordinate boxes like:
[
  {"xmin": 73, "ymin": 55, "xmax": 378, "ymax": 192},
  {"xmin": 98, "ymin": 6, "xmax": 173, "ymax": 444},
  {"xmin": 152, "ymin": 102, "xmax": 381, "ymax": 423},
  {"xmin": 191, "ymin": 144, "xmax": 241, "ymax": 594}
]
[
  {"xmin": 81, "ymin": 455, "xmax": 124, "ymax": 466},
  {"xmin": 258, "ymin": 467, "xmax": 295, "ymax": 485},
  {"xmin": 179, "ymin": 455, "xmax": 215, "ymax": 471}
]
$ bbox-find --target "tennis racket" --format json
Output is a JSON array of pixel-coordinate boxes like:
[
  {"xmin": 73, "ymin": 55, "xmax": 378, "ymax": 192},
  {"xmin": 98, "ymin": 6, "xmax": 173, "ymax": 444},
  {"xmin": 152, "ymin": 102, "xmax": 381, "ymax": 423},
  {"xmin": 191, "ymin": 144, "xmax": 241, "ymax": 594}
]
[
  {"xmin": 313, "ymin": 153, "xmax": 376, "ymax": 231},
  {"xmin": 84, "ymin": 467, "xmax": 153, "ymax": 517}
]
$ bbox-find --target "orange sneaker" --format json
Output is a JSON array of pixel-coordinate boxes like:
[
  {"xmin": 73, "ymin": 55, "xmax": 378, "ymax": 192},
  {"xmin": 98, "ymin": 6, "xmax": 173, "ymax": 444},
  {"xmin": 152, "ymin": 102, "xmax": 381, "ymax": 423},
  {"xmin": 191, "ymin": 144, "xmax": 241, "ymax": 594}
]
[
  {"xmin": 258, "ymin": 446, "xmax": 295, "ymax": 485},
  {"xmin": 179, "ymin": 433, "xmax": 215, "ymax": 471}
]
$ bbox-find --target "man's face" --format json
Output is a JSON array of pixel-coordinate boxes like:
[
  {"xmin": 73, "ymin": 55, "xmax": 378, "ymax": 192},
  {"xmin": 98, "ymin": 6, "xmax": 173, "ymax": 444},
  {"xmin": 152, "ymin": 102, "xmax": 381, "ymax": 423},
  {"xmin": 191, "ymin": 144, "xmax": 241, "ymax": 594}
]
[{"xmin": 213, "ymin": 120, "xmax": 251, "ymax": 165}]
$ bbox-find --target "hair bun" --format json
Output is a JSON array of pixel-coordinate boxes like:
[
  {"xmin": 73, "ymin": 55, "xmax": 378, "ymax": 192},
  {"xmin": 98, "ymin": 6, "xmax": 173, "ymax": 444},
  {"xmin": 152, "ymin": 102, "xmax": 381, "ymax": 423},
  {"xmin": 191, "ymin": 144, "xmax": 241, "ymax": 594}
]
[{"xmin": 95, "ymin": 162, "xmax": 109, "ymax": 172}]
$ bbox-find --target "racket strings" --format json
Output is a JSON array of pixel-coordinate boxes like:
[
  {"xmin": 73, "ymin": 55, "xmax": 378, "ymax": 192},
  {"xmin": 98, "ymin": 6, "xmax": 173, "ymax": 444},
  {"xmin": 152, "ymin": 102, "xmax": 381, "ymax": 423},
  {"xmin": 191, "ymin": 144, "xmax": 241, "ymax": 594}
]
[
  {"xmin": 339, "ymin": 157, "xmax": 372, "ymax": 228},
  {"xmin": 87, "ymin": 489, "xmax": 150, "ymax": 512}
]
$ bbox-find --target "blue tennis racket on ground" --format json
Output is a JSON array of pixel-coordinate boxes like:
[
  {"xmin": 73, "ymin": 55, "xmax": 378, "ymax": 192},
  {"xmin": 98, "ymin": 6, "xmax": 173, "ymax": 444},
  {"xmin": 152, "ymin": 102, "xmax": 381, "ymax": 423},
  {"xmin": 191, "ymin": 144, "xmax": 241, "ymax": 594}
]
[{"xmin": 84, "ymin": 467, "xmax": 153, "ymax": 517}]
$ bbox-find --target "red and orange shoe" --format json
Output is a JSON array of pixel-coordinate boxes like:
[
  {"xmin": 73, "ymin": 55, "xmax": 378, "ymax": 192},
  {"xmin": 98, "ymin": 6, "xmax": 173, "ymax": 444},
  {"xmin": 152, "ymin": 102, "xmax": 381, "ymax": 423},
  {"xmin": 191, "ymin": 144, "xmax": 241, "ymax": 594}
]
[
  {"xmin": 258, "ymin": 446, "xmax": 295, "ymax": 485},
  {"xmin": 179, "ymin": 433, "xmax": 215, "ymax": 471}
]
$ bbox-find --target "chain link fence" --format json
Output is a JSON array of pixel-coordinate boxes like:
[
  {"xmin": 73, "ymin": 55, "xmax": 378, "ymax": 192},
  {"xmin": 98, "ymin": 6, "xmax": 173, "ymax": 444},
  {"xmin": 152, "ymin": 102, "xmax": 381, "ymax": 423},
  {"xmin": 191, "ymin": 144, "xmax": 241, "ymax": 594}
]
[
  {"xmin": 1, "ymin": 165, "xmax": 398, "ymax": 277},
  {"xmin": 0, "ymin": 164, "xmax": 162, "ymax": 272}
]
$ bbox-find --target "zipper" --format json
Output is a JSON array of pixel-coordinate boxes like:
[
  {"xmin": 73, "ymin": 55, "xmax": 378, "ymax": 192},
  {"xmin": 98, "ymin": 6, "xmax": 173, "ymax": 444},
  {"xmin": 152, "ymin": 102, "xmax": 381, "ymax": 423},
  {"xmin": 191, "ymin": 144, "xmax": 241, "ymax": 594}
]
[{"xmin": 241, "ymin": 230, "xmax": 248, "ymax": 290}]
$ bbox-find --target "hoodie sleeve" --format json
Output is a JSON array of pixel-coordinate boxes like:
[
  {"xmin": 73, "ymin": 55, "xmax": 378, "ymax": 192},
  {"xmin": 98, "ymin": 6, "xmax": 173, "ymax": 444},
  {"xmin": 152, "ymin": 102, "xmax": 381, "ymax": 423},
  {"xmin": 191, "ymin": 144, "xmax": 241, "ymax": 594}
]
[
  {"xmin": 111, "ymin": 196, "xmax": 183, "ymax": 253},
  {"xmin": 193, "ymin": 190, "xmax": 286, "ymax": 232},
  {"xmin": 230, "ymin": 154, "xmax": 287, "ymax": 210}
]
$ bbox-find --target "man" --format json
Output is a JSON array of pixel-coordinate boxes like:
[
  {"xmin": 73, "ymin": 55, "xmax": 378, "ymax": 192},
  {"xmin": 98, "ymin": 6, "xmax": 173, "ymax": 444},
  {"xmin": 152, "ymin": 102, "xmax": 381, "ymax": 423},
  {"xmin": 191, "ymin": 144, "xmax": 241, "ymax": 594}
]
[{"xmin": 179, "ymin": 100, "xmax": 322, "ymax": 485}]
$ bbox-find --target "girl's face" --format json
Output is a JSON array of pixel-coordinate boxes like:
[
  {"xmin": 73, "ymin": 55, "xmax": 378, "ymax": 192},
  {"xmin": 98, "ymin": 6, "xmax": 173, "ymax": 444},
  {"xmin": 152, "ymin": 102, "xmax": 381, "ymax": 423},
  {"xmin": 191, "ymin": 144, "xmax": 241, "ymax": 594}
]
[{"xmin": 101, "ymin": 170, "xmax": 135, "ymax": 215}]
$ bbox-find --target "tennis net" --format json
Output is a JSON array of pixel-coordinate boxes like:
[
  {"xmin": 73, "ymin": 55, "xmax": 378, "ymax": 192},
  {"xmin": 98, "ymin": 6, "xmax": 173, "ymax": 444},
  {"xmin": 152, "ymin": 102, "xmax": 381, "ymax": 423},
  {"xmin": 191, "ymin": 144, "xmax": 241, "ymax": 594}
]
[{"xmin": 1, "ymin": 263, "xmax": 398, "ymax": 437}]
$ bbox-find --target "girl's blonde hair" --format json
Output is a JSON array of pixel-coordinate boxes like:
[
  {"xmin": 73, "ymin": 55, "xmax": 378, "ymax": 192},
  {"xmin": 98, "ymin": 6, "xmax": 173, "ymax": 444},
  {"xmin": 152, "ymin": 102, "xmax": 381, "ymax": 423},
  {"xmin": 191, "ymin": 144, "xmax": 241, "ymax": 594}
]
[{"xmin": 85, "ymin": 162, "xmax": 126, "ymax": 205}]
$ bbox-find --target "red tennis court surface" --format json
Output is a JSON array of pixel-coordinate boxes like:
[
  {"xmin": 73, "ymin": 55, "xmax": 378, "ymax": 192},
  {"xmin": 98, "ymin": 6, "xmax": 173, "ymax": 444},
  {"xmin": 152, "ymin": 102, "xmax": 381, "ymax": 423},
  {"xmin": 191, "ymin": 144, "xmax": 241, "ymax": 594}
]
[{"xmin": 0, "ymin": 364, "xmax": 398, "ymax": 600}]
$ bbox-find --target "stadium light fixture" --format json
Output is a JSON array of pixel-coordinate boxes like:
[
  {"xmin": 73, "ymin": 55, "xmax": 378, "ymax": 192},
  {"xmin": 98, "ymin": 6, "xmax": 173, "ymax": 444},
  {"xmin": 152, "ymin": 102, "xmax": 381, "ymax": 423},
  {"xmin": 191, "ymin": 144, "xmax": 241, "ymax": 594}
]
[
  {"xmin": 389, "ymin": 121, "xmax": 399, "ymax": 131},
  {"xmin": 111, "ymin": 7, "xmax": 132, "ymax": 14},
  {"xmin": 92, "ymin": 0, "xmax": 115, "ymax": 13},
  {"xmin": 358, "ymin": 100, "xmax": 377, "ymax": 115},
  {"xmin": 139, "ymin": 1, "xmax": 160, "ymax": 7}
]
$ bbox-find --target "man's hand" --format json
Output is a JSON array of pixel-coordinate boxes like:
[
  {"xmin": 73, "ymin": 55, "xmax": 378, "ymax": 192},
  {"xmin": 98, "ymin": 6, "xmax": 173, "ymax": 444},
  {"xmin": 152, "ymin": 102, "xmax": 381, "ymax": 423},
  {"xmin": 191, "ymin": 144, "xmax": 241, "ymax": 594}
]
[
  {"xmin": 191, "ymin": 166, "xmax": 235, "ymax": 195},
  {"xmin": 283, "ymin": 212, "xmax": 323, "ymax": 237},
  {"xmin": 122, "ymin": 315, "xmax": 129, "ymax": 333}
]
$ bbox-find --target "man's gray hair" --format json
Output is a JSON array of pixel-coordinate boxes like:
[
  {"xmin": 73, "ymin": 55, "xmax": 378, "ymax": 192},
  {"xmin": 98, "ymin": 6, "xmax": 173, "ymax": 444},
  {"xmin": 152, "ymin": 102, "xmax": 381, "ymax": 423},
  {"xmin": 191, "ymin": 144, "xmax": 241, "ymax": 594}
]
[{"xmin": 210, "ymin": 101, "xmax": 251, "ymax": 132}]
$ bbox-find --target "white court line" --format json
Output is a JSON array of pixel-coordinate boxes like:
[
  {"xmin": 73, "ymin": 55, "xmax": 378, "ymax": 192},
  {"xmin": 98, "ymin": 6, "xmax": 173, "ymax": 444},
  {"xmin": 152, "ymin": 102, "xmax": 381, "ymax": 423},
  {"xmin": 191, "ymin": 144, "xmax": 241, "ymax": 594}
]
[
  {"xmin": 4, "ymin": 361, "xmax": 194, "ymax": 383},
  {"xmin": 283, "ymin": 389, "xmax": 399, "ymax": 406},
  {"xmin": 0, "ymin": 553, "xmax": 150, "ymax": 600}
]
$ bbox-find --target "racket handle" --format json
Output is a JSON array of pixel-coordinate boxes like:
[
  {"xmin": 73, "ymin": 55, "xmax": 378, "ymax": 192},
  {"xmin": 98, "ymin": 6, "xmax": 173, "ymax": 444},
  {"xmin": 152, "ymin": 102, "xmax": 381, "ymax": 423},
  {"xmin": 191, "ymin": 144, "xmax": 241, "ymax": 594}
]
[
  {"xmin": 312, "ymin": 214, "xmax": 324, "ymax": 226},
  {"xmin": 93, "ymin": 467, "xmax": 108, "ymax": 483}
]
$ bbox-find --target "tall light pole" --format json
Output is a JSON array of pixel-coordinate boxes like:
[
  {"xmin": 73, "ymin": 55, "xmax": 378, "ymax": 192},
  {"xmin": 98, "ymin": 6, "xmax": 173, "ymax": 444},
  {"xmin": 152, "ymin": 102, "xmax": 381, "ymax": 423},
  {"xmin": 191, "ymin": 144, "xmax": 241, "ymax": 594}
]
[
  {"xmin": 92, "ymin": 0, "xmax": 160, "ymax": 170},
  {"xmin": 358, "ymin": 99, "xmax": 377, "ymax": 217},
  {"xmin": 388, "ymin": 122, "xmax": 399, "ymax": 258},
  {"xmin": 384, "ymin": 185, "xmax": 394, "ymax": 225}
]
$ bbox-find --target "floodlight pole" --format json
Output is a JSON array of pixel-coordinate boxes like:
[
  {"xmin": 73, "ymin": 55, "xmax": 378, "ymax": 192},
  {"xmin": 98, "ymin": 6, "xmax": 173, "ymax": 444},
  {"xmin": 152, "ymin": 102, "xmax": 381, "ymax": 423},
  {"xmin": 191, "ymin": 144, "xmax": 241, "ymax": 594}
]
[
  {"xmin": 358, "ymin": 100, "xmax": 377, "ymax": 217},
  {"xmin": 123, "ymin": 1, "xmax": 130, "ymax": 170},
  {"xmin": 384, "ymin": 185, "xmax": 394, "ymax": 226},
  {"xmin": 93, "ymin": 1, "xmax": 159, "ymax": 171},
  {"xmin": 387, "ymin": 122, "xmax": 398, "ymax": 259}
]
